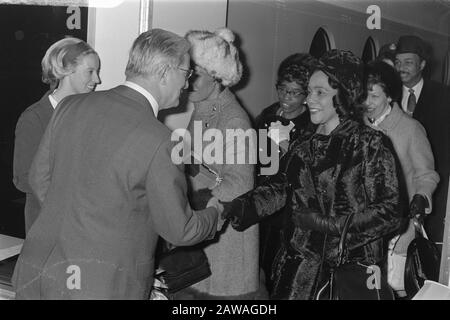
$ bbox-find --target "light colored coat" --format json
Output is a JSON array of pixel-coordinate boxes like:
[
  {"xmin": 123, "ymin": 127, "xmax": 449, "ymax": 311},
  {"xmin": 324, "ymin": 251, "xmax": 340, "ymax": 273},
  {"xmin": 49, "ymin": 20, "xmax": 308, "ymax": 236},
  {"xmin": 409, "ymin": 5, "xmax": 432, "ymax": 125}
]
[
  {"xmin": 187, "ymin": 88, "xmax": 259, "ymax": 297},
  {"xmin": 365, "ymin": 104, "xmax": 439, "ymax": 253}
]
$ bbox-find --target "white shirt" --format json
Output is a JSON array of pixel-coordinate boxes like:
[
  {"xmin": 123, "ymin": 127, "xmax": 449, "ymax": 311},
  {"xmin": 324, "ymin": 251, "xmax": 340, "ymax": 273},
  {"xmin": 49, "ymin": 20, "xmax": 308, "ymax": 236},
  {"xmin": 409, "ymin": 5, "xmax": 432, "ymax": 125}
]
[
  {"xmin": 123, "ymin": 81, "xmax": 159, "ymax": 116},
  {"xmin": 401, "ymin": 78, "xmax": 424, "ymax": 113},
  {"xmin": 48, "ymin": 91, "xmax": 58, "ymax": 109}
]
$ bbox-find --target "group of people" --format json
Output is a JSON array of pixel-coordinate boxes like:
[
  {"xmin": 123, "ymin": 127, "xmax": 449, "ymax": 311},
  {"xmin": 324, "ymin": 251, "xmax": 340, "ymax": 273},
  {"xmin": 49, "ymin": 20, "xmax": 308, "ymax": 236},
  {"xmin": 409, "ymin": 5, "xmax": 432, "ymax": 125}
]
[{"xmin": 11, "ymin": 26, "xmax": 449, "ymax": 300}]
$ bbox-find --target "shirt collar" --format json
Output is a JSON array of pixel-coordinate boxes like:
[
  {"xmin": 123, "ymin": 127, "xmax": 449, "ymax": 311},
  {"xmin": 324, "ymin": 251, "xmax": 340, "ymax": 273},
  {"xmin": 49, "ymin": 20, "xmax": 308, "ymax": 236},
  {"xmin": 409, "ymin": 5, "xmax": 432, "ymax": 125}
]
[
  {"xmin": 402, "ymin": 78, "xmax": 424, "ymax": 101},
  {"xmin": 123, "ymin": 81, "xmax": 159, "ymax": 116},
  {"xmin": 368, "ymin": 105, "xmax": 392, "ymax": 127},
  {"xmin": 48, "ymin": 89, "xmax": 58, "ymax": 109}
]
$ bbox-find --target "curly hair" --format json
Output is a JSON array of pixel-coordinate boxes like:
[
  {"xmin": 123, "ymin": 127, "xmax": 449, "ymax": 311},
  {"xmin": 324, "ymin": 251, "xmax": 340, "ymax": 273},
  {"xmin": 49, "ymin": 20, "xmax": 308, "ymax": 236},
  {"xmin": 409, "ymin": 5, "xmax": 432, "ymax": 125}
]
[{"xmin": 277, "ymin": 53, "xmax": 318, "ymax": 93}]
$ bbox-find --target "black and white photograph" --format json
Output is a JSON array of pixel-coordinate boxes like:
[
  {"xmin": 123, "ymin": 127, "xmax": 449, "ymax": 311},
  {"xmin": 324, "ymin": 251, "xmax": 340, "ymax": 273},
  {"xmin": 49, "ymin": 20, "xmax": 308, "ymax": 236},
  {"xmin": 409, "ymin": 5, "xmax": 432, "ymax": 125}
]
[{"xmin": 0, "ymin": 0, "xmax": 449, "ymax": 304}]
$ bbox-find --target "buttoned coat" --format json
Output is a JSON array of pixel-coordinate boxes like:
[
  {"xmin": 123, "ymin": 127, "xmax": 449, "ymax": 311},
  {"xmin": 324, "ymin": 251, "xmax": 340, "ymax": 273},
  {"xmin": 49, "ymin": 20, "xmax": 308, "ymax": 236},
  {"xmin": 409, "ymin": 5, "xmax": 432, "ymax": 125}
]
[
  {"xmin": 12, "ymin": 85, "xmax": 218, "ymax": 299},
  {"xmin": 186, "ymin": 88, "xmax": 260, "ymax": 298},
  {"xmin": 13, "ymin": 92, "xmax": 53, "ymax": 233}
]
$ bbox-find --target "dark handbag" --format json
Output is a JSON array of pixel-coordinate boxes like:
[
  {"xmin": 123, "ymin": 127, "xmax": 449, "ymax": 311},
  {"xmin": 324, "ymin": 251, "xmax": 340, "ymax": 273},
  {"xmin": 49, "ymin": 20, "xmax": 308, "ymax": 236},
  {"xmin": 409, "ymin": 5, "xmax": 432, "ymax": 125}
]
[
  {"xmin": 155, "ymin": 186, "xmax": 214, "ymax": 295},
  {"xmin": 157, "ymin": 246, "xmax": 211, "ymax": 294},
  {"xmin": 316, "ymin": 212, "xmax": 394, "ymax": 300},
  {"xmin": 404, "ymin": 218, "xmax": 441, "ymax": 298}
]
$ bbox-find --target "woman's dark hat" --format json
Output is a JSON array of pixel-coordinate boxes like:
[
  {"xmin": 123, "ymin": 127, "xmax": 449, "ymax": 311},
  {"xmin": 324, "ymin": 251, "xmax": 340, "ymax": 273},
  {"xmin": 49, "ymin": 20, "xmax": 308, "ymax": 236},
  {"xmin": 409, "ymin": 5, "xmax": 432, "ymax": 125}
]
[{"xmin": 316, "ymin": 49, "xmax": 364, "ymax": 106}]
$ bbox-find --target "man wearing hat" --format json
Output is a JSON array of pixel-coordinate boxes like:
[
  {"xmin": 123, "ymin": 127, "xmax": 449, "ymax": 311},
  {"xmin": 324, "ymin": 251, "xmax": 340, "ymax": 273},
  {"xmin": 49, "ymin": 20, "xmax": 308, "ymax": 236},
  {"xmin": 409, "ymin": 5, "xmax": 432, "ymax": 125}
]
[{"xmin": 395, "ymin": 35, "xmax": 450, "ymax": 246}]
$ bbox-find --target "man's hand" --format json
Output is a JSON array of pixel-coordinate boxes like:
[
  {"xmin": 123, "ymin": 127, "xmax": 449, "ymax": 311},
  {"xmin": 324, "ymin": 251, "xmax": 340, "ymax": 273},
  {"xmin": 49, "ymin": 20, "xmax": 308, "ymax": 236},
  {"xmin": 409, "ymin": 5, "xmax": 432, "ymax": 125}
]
[
  {"xmin": 207, "ymin": 196, "xmax": 226, "ymax": 231},
  {"xmin": 409, "ymin": 194, "xmax": 428, "ymax": 220}
]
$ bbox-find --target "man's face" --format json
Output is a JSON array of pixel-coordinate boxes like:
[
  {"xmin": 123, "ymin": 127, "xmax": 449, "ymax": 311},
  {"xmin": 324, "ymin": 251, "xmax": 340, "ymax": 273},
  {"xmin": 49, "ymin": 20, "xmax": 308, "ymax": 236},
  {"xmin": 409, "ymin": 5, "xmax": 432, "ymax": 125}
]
[
  {"xmin": 161, "ymin": 53, "xmax": 190, "ymax": 109},
  {"xmin": 395, "ymin": 53, "xmax": 425, "ymax": 87}
]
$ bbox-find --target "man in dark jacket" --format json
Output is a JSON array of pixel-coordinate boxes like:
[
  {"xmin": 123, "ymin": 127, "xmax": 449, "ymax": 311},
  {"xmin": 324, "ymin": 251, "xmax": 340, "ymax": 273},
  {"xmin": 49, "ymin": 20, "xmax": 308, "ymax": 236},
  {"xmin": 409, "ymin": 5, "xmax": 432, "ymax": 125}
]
[{"xmin": 395, "ymin": 35, "xmax": 450, "ymax": 245}]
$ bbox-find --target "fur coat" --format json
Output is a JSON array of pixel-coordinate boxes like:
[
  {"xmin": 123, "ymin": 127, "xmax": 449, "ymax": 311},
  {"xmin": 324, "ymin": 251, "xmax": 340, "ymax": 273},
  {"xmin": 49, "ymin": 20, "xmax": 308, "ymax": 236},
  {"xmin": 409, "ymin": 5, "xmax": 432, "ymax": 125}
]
[{"xmin": 225, "ymin": 118, "xmax": 408, "ymax": 299}]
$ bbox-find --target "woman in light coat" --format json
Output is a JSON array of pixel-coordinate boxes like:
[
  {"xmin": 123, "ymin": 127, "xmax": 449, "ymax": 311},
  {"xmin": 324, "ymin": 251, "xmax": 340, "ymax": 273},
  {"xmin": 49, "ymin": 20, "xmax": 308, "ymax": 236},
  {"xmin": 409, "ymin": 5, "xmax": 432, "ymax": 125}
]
[
  {"xmin": 172, "ymin": 28, "xmax": 262, "ymax": 299},
  {"xmin": 363, "ymin": 60, "xmax": 439, "ymax": 298}
]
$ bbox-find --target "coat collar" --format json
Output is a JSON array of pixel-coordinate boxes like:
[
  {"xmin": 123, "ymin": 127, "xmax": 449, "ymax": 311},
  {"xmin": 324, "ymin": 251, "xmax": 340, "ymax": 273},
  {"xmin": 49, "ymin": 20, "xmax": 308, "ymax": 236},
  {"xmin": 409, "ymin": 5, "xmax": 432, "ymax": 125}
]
[
  {"xmin": 111, "ymin": 85, "xmax": 155, "ymax": 117},
  {"xmin": 376, "ymin": 103, "xmax": 404, "ymax": 132},
  {"xmin": 302, "ymin": 117, "xmax": 359, "ymax": 141}
]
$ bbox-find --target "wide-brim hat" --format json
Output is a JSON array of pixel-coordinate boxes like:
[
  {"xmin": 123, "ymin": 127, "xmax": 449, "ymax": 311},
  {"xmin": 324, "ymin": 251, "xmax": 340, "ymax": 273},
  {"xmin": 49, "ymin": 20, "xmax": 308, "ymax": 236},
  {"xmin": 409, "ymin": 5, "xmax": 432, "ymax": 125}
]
[
  {"xmin": 185, "ymin": 28, "xmax": 242, "ymax": 87},
  {"xmin": 315, "ymin": 49, "xmax": 364, "ymax": 106}
]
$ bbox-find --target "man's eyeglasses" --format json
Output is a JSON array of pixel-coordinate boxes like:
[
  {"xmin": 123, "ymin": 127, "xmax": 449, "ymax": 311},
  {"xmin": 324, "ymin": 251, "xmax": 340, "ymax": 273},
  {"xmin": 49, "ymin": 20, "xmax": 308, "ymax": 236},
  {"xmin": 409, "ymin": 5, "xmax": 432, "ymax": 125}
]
[
  {"xmin": 276, "ymin": 85, "xmax": 304, "ymax": 97},
  {"xmin": 176, "ymin": 66, "xmax": 194, "ymax": 80}
]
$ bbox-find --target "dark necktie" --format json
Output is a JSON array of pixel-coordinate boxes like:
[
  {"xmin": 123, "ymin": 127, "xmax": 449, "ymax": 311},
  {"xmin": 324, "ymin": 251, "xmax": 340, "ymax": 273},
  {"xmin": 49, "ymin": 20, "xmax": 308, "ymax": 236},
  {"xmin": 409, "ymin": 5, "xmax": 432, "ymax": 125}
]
[{"xmin": 407, "ymin": 88, "xmax": 416, "ymax": 115}]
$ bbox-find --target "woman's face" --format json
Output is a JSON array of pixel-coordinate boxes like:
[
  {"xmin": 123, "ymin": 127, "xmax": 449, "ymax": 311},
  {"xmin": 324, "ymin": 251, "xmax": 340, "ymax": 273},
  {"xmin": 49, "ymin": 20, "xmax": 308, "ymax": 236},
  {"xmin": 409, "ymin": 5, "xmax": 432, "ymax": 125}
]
[
  {"xmin": 67, "ymin": 53, "xmax": 100, "ymax": 94},
  {"xmin": 306, "ymin": 71, "xmax": 339, "ymax": 131},
  {"xmin": 364, "ymin": 83, "xmax": 391, "ymax": 119},
  {"xmin": 188, "ymin": 65, "xmax": 218, "ymax": 103},
  {"xmin": 276, "ymin": 80, "xmax": 306, "ymax": 114}
]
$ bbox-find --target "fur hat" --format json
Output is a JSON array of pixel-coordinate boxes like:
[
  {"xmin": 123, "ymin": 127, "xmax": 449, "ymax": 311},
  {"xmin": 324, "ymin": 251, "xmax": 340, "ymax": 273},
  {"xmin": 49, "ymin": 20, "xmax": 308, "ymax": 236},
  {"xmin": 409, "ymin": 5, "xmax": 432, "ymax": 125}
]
[
  {"xmin": 185, "ymin": 28, "xmax": 242, "ymax": 87},
  {"xmin": 316, "ymin": 49, "xmax": 364, "ymax": 107}
]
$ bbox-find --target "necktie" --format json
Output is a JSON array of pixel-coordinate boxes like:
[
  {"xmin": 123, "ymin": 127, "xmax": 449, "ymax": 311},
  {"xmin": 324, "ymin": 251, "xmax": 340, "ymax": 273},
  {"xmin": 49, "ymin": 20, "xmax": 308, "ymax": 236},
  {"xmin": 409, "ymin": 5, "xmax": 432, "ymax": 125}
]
[{"xmin": 407, "ymin": 88, "xmax": 416, "ymax": 115}]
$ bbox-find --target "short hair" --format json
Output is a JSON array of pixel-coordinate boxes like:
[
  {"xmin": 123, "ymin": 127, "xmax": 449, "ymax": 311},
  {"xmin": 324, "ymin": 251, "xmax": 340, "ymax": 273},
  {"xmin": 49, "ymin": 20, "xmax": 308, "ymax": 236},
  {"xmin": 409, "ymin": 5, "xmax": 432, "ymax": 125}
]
[
  {"xmin": 276, "ymin": 53, "xmax": 318, "ymax": 93},
  {"xmin": 41, "ymin": 37, "xmax": 98, "ymax": 88},
  {"xmin": 125, "ymin": 28, "xmax": 191, "ymax": 79},
  {"xmin": 364, "ymin": 60, "xmax": 402, "ymax": 103}
]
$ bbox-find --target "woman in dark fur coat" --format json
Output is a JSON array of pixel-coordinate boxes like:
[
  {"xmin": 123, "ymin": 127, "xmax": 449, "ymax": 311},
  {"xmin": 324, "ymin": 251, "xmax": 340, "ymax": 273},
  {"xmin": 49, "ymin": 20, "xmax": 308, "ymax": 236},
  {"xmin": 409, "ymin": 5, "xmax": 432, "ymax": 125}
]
[{"xmin": 222, "ymin": 49, "xmax": 408, "ymax": 300}]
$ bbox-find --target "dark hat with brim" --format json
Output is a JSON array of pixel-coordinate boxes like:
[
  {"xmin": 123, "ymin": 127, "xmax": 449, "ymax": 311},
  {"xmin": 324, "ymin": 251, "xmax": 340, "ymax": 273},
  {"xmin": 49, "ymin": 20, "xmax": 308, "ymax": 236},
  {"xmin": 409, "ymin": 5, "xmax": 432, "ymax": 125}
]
[{"xmin": 396, "ymin": 35, "xmax": 429, "ymax": 60}]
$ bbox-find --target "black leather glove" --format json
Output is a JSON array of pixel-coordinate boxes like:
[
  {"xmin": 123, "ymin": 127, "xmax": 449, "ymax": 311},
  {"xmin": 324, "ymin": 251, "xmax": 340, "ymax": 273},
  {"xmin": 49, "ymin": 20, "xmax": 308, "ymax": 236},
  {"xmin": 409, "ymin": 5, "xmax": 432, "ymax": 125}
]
[
  {"xmin": 190, "ymin": 188, "xmax": 213, "ymax": 210},
  {"xmin": 220, "ymin": 199, "xmax": 250, "ymax": 232},
  {"xmin": 292, "ymin": 207, "xmax": 340, "ymax": 236},
  {"xmin": 409, "ymin": 194, "xmax": 428, "ymax": 220},
  {"xmin": 219, "ymin": 200, "xmax": 236, "ymax": 220}
]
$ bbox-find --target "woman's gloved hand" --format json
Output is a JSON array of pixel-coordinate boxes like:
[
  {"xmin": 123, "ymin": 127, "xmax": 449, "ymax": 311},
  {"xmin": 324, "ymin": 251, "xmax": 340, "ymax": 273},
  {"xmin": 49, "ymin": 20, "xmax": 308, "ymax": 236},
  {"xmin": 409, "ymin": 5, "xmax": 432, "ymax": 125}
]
[
  {"xmin": 220, "ymin": 199, "xmax": 248, "ymax": 231},
  {"xmin": 409, "ymin": 194, "xmax": 428, "ymax": 220},
  {"xmin": 267, "ymin": 120, "xmax": 295, "ymax": 145}
]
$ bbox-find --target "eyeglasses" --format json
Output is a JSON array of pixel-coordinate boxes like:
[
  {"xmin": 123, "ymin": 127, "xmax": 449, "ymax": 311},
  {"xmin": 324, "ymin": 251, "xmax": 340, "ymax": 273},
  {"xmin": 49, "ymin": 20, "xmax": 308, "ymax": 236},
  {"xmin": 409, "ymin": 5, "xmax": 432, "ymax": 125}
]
[
  {"xmin": 175, "ymin": 66, "xmax": 194, "ymax": 80},
  {"xmin": 276, "ymin": 85, "xmax": 304, "ymax": 97}
]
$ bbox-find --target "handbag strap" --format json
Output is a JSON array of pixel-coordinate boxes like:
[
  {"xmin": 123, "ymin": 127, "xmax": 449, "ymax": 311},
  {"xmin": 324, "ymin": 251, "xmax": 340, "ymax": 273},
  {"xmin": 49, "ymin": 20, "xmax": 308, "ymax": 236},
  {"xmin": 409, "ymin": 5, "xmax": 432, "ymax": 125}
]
[
  {"xmin": 336, "ymin": 211, "xmax": 356, "ymax": 266},
  {"xmin": 412, "ymin": 217, "xmax": 429, "ymax": 240}
]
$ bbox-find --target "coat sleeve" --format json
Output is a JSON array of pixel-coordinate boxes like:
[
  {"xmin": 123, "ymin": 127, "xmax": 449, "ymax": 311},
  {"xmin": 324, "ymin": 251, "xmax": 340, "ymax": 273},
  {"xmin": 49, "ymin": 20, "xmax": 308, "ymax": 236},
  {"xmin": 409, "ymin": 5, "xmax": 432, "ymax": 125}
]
[
  {"xmin": 146, "ymin": 138, "xmax": 218, "ymax": 246},
  {"xmin": 13, "ymin": 110, "xmax": 46, "ymax": 194},
  {"xmin": 211, "ymin": 117, "xmax": 255, "ymax": 201},
  {"xmin": 409, "ymin": 121, "xmax": 440, "ymax": 213},
  {"xmin": 28, "ymin": 111, "xmax": 55, "ymax": 205},
  {"xmin": 224, "ymin": 171, "xmax": 289, "ymax": 231},
  {"xmin": 292, "ymin": 134, "xmax": 407, "ymax": 249}
]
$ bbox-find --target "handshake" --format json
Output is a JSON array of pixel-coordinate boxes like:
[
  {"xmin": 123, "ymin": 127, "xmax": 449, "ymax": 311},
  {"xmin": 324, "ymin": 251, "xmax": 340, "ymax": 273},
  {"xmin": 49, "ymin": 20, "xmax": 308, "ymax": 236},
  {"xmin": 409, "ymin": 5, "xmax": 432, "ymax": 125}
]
[
  {"xmin": 206, "ymin": 196, "xmax": 235, "ymax": 232},
  {"xmin": 194, "ymin": 188, "xmax": 247, "ymax": 232}
]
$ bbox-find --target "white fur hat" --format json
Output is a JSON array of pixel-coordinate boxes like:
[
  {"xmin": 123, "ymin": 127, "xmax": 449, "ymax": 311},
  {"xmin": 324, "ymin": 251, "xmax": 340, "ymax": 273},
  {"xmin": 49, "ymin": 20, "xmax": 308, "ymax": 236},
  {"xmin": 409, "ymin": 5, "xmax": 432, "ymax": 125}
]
[{"xmin": 185, "ymin": 28, "xmax": 243, "ymax": 87}]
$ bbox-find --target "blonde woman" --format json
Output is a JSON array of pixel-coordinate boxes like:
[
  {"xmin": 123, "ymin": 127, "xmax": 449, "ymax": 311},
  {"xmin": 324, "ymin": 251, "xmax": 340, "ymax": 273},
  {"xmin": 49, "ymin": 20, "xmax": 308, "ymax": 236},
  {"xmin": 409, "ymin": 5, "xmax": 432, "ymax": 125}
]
[{"xmin": 13, "ymin": 37, "xmax": 100, "ymax": 233}]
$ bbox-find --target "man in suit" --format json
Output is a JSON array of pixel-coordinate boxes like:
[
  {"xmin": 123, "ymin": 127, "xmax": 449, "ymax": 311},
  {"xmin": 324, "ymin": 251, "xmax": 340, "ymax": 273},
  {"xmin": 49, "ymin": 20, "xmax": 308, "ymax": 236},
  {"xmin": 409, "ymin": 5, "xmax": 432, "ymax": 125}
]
[
  {"xmin": 12, "ymin": 28, "xmax": 222, "ymax": 299},
  {"xmin": 395, "ymin": 35, "xmax": 450, "ymax": 245}
]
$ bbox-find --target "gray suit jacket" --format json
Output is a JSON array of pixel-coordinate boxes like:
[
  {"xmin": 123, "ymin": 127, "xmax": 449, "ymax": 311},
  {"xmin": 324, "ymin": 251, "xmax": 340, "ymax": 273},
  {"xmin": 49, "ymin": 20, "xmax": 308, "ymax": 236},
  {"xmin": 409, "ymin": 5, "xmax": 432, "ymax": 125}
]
[
  {"xmin": 12, "ymin": 85, "xmax": 218, "ymax": 299},
  {"xmin": 13, "ymin": 92, "xmax": 53, "ymax": 233}
]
